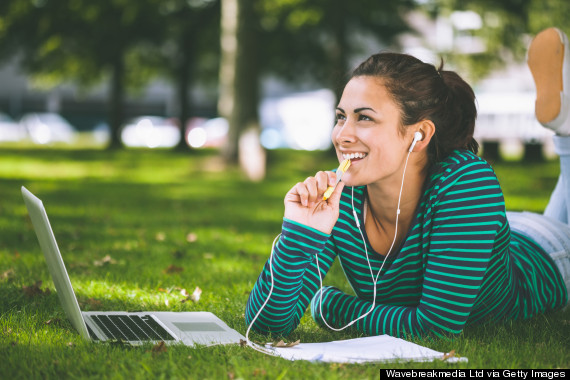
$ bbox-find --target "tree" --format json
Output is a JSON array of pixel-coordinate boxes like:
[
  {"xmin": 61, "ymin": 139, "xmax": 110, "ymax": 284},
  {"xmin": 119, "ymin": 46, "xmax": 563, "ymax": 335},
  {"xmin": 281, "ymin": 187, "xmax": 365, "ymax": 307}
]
[
  {"xmin": 218, "ymin": 0, "xmax": 418, "ymax": 175},
  {"xmin": 157, "ymin": 0, "xmax": 221, "ymax": 151},
  {"xmin": 0, "ymin": 0, "xmax": 165, "ymax": 149},
  {"xmin": 218, "ymin": 0, "xmax": 260, "ymax": 165},
  {"xmin": 420, "ymin": 0, "xmax": 570, "ymax": 81},
  {"xmin": 420, "ymin": 0, "xmax": 570, "ymax": 161},
  {"xmin": 258, "ymin": 0, "xmax": 416, "ymax": 98}
]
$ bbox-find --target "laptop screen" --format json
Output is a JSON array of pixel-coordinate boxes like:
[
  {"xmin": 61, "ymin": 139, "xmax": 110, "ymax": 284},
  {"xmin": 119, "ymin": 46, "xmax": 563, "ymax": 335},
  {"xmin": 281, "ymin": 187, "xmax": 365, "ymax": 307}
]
[{"xmin": 21, "ymin": 186, "xmax": 91, "ymax": 340}]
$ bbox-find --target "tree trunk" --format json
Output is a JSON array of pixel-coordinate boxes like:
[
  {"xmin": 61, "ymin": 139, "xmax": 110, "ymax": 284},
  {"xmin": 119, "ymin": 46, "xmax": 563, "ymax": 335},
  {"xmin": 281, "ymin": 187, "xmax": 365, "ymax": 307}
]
[
  {"xmin": 330, "ymin": 0, "xmax": 349, "ymax": 101},
  {"xmin": 482, "ymin": 141, "xmax": 501, "ymax": 162},
  {"xmin": 175, "ymin": 34, "xmax": 195, "ymax": 151},
  {"xmin": 523, "ymin": 143, "xmax": 544, "ymax": 162},
  {"xmin": 218, "ymin": 0, "xmax": 263, "ymax": 169},
  {"xmin": 107, "ymin": 54, "xmax": 125, "ymax": 150}
]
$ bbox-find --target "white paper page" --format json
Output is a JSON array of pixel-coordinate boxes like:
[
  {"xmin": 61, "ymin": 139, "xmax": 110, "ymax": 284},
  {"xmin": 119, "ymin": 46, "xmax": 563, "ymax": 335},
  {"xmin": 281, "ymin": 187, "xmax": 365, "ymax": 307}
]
[{"xmin": 264, "ymin": 335, "xmax": 467, "ymax": 363}]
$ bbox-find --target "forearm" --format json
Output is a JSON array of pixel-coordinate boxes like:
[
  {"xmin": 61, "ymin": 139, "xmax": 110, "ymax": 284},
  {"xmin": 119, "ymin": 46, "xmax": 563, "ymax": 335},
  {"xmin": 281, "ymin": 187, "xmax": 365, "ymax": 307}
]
[
  {"xmin": 310, "ymin": 287, "xmax": 466, "ymax": 339},
  {"xmin": 245, "ymin": 219, "xmax": 334, "ymax": 335}
]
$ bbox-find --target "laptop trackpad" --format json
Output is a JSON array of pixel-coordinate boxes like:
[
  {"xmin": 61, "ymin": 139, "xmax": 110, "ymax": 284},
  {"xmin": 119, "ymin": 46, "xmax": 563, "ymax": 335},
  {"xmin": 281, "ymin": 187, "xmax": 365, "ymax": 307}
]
[{"xmin": 173, "ymin": 322, "xmax": 226, "ymax": 332}]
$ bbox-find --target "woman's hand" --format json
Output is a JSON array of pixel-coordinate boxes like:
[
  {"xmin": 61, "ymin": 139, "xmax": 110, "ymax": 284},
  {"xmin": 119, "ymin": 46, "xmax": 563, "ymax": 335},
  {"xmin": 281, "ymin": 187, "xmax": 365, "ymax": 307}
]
[{"xmin": 284, "ymin": 171, "xmax": 345, "ymax": 234}]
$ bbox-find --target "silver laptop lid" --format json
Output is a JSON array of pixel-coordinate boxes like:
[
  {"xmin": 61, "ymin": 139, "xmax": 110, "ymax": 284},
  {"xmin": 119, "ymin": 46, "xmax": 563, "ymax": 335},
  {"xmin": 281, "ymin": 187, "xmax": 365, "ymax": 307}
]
[{"xmin": 21, "ymin": 186, "xmax": 90, "ymax": 340}]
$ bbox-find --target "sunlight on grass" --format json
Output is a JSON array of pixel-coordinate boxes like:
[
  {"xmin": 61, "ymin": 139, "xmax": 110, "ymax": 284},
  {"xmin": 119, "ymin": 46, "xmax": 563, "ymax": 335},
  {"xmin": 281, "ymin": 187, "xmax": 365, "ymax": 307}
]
[{"xmin": 1, "ymin": 147, "xmax": 569, "ymax": 377}]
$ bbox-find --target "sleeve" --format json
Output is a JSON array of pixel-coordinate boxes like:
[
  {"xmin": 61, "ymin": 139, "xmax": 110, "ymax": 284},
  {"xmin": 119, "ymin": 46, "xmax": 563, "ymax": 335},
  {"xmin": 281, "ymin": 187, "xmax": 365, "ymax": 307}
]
[
  {"xmin": 311, "ymin": 159, "xmax": 507, "ymax": 339},
  {"xmin": 245, "ymin": 218, "xmax": 339, "ymax": 335}
]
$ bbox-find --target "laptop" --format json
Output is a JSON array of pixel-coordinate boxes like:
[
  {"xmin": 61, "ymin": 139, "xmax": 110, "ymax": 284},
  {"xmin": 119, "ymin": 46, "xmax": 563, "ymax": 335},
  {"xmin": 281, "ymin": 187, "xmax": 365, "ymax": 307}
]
[{"xmin": 21, "ymin": 186, "xmax": 245, "ymax": 346}]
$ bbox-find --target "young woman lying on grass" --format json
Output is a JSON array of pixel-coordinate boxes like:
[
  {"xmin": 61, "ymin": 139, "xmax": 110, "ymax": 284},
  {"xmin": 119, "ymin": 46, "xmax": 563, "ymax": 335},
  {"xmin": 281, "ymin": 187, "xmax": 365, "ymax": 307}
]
[{"xmin": 246, "ymin": 27, "xmax": 570, "ymax": 339}]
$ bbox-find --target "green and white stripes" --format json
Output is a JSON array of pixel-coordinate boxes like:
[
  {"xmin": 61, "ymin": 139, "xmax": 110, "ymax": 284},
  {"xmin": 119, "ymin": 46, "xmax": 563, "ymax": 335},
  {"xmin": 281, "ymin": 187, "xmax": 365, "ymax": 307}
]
[{"xmin": 246, "ymin": 150, "xmax": 567, "ymax": 338}]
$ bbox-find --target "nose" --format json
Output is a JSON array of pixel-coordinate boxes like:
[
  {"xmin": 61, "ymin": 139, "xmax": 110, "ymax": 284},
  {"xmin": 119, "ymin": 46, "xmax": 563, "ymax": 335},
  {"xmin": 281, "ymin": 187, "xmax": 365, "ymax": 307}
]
[{"xmin": 334, "ymin": 119, "xmax": 357, "ymax": 145}]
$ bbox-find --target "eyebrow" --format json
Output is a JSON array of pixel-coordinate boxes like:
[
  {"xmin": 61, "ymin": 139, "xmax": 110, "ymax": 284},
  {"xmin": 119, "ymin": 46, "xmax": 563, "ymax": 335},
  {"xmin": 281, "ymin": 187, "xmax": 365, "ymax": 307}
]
[{"xmin": 336, "ymin": 107, "xmax": 377, "ymax": 114}]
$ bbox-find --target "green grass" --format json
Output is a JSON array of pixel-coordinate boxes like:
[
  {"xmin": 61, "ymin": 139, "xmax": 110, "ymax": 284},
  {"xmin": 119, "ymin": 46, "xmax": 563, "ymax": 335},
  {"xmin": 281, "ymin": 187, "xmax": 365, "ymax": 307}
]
[{"xmin": 0, "ymin": 147, "xmax": 568, "ymax": 378}]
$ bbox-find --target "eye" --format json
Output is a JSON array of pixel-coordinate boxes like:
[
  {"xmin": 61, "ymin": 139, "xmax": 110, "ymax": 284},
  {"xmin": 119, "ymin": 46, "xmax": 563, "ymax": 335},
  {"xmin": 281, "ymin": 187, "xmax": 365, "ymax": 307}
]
[
  {"xmin": 358, "ymin": 114, "xmax": 373, "ymax": 122},
  {"xmin": 335, "ymin": 113, "xmax": 346, "ymax": 123}
]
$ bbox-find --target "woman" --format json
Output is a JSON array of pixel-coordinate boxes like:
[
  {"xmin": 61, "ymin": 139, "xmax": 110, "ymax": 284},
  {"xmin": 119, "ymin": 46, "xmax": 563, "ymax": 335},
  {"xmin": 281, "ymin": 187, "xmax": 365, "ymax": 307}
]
[{"xmin": 246, "ymin": 27, "xmax": 570, "ymax": 339}]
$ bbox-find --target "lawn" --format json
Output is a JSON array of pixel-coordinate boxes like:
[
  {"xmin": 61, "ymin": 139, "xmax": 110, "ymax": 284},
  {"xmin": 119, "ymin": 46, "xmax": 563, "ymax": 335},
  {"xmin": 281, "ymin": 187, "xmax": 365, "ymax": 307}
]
[{"xmin": 0, "ymin": 147, "xmax": 568, "ymax": 378}]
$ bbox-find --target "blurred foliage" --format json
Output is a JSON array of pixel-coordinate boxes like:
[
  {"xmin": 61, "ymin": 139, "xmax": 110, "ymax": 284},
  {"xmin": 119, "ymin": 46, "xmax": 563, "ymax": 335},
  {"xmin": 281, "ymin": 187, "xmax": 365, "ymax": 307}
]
[
  {"xmin": 1, "ymin": 0, "xmax": 569, "ymax": 93},
  {"xmin": 0, "ymin": 0, "xmax": 160, "ymax": 89},
  {"xmin": 1, "ymin": 0, "xmax": 570, "ymax": 150},
  {"xmin": 0, "ymin": 0, "xmax": 221, "ymax": 148},
  {"xmin": 255, "ymin": 0, "xmax": 417, "ymax": 95},
  {"xmin": 424, "ymin": 0, "xmax": 570, "ymax": 82}
]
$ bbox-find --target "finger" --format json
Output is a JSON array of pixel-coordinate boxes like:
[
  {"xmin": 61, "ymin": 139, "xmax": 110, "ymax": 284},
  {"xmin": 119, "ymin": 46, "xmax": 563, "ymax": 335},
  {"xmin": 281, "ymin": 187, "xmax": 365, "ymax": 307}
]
[
  {"xmin": 286, "ymin": 182, "xmax": 309, "ymax": 207},
  {"xmin": 315, "ymin": 171, "xmax": 330, "ymax": 195},
  {"xmin": 303, "ymin": 176, "xmax": 319, "ymax": 206},
  {"xmin": 327, "ymin": 171, "xmax": 338, "ymax": 187},
  {"xmin": 326, "ymin": 181, "xmax": 345, "ymax": 206}
]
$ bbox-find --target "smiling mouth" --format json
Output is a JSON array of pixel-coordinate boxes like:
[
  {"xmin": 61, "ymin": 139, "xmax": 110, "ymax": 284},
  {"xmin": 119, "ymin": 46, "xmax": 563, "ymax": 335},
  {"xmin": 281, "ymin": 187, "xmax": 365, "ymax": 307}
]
[{"xmin": 342, "ymin": 152, "xmax": 367, "ymax": 161}]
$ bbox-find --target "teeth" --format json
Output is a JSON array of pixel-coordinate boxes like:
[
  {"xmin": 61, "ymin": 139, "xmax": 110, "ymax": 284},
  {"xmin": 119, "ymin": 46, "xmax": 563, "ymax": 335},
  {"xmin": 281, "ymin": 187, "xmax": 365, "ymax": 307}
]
[{"xmin": 343, "ymin": 152, "xmax": 367, "ymax": 160}]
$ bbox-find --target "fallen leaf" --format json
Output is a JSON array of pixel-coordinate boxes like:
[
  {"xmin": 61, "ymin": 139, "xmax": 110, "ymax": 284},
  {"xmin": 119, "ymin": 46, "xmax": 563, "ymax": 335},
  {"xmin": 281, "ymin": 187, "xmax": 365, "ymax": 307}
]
[
  {"xmin": 156, "ymin": 232, "xmax": 166, "ymax": 241},
  {"xmin": 203, "ymin": 253, "xmax": 214, "ymax": 260},
  {"xmin": 190, "ymin": 287, "xmax": 202, "ymax": 302},
  {"xmin": 163, "ymin": 265, "xmax": 184, "ymax": 274},
  {"xmin": 240, "ymin": 339, "xmax": 248, "ymax": 348},
  {"xmin": 227, "ymin": 372, "xmax": 235, "ymax": 380},
  {"xmin": 45, "ymin": 318, "xmax": 63, "ymax": 326},
  {"xmin": 22, "ymin": 281, "xmax": 51, "ymax": 297},
  {"xmin": 272, "ymin": 339, "xmax": 300, "ymax": 348},
  {"xmin": 287, "ymin": 339, "xmax": 301, "ymax": 347},
  {"xmin": 151, "ymin": 341, "xmax": 167, "ymax": 355},
  {"xmin": 179, "ymin": 288, "xmax": 189, "ymax": 297},
  {"xmin": 442, "ymin": 350, "xmax": 456, "ymax": 361},
  {"xmin": 1, "ymin": 268, "xmax": 15, "ymax": 281},
  {"xmin": 186, "ymin": 233, "xmax": 198, "ymax": 243},
  {"xmin": 93, "ymin": 255, "xmax": 117, "ymax": 267}
]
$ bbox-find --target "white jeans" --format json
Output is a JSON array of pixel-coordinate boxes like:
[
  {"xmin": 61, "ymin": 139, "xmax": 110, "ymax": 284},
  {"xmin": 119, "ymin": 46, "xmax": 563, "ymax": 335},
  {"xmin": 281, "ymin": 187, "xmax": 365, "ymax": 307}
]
[
  {"xmin": 507, "ymin": 211, "xmax": 570, "ymax": 303},
  {"xmin": 507, "ymin": 135, "xmax": 570, "ymax": 303}
]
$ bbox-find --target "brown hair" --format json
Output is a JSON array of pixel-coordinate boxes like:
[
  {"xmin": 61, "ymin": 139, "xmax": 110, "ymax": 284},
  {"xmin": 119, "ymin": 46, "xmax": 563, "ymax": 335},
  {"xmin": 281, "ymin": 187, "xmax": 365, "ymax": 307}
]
[{"xmin": 351, "ymin": 52, "xmax": 479, "ymax": 164}]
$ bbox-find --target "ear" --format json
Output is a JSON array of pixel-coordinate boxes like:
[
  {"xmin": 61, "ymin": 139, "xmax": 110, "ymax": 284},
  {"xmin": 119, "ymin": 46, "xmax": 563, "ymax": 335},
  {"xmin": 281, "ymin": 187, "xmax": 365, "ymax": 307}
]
[{"xmin": 411, "ymin": 119, "xmax": 435, "ymax": 152}]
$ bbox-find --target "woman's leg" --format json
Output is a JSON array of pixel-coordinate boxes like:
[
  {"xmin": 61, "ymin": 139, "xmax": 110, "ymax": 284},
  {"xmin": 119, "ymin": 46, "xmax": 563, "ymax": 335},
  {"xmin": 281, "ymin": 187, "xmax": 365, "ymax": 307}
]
[
  {"xmin": 507, "ymin": 212, "xmax": 570, "ymax": 304},
  {"xmin": 519, "ymin": 27, "xmax": 570, "ymax": 303},
  {"xmin": 544, "ymin": 137, "xmax": 570, "ymax": 223},
  {"xmin": 528, "ymin": 27, "xmax": 570, "ymax": 222}
]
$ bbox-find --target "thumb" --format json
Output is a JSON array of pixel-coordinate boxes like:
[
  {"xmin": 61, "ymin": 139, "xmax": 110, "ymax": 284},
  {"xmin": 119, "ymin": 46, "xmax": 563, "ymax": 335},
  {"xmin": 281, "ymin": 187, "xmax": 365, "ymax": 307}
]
[{"xmin": 326, "ymin": 181, "xmax": 345, "ymax": 206}]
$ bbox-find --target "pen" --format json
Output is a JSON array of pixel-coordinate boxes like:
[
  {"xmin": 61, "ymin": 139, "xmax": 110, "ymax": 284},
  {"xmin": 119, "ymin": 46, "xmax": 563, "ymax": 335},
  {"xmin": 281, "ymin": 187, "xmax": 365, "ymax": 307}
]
[{"xmin": 322, "ymin": 159, "xmax": 351, "ymax": 201}]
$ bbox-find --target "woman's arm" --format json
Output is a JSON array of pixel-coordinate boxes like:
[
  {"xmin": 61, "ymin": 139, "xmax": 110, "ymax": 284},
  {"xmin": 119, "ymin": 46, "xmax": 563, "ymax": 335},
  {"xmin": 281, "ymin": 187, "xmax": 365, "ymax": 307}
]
[
  {"xmin": 246, "ymin": 170, "xmax": 345, "ymax": 335},
  {"xmin": 311, "ymin": 159, "xmax": 507, "ymax": 339},
  {"xmin": 245, "ymin": 219, "xmax": 338, "ymax": 335}
]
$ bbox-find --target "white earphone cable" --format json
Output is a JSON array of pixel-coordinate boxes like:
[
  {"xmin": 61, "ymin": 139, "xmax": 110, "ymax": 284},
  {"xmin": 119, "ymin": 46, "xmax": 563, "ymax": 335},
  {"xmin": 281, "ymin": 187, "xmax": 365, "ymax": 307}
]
[
  {"xmin": 246, "ymin": 137, "xmax": 418, "ymax": 337},
  {"xmin": 245, "ymin": 233, "xmax": 281, "ymax": 355},
  {"xmin": 316, "ymin": 147, "xmax": 414, "ymax": 330}
]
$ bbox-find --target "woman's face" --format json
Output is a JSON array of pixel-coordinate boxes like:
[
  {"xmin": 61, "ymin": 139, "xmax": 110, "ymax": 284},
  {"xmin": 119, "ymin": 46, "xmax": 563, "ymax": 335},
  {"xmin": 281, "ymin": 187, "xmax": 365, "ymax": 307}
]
[{"xmin": 332, "ymin": 76, "xmax": 415, "ymax": 187}]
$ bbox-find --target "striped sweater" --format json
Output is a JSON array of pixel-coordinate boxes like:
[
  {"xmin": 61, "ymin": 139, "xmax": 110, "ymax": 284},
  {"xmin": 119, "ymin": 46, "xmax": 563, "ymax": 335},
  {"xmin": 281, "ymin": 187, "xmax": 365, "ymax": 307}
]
[{"xmin": 246, "ymin": 150, "xmax": 567, "ymax": 338}]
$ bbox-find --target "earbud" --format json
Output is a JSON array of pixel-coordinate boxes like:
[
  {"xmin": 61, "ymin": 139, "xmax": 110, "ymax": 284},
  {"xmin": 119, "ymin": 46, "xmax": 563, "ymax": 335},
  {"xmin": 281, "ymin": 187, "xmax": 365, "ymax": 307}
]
[{"xmin": 408, "ymin": 131, "xmax": 423, "ymax": 152}]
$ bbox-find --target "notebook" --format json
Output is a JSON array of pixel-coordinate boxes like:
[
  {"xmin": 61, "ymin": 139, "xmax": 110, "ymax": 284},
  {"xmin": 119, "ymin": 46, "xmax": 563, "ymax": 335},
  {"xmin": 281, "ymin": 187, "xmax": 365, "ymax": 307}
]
[{"xmin": 21, "ymin": 186, "xmax": 245, "ymax": 346}]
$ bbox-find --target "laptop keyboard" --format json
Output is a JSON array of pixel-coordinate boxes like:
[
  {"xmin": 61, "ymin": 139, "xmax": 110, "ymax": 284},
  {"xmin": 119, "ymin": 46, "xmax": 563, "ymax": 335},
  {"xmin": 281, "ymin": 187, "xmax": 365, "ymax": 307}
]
[{"xmin": 89, "ymin": 314, "xmax": 176, "ymax": 342}]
